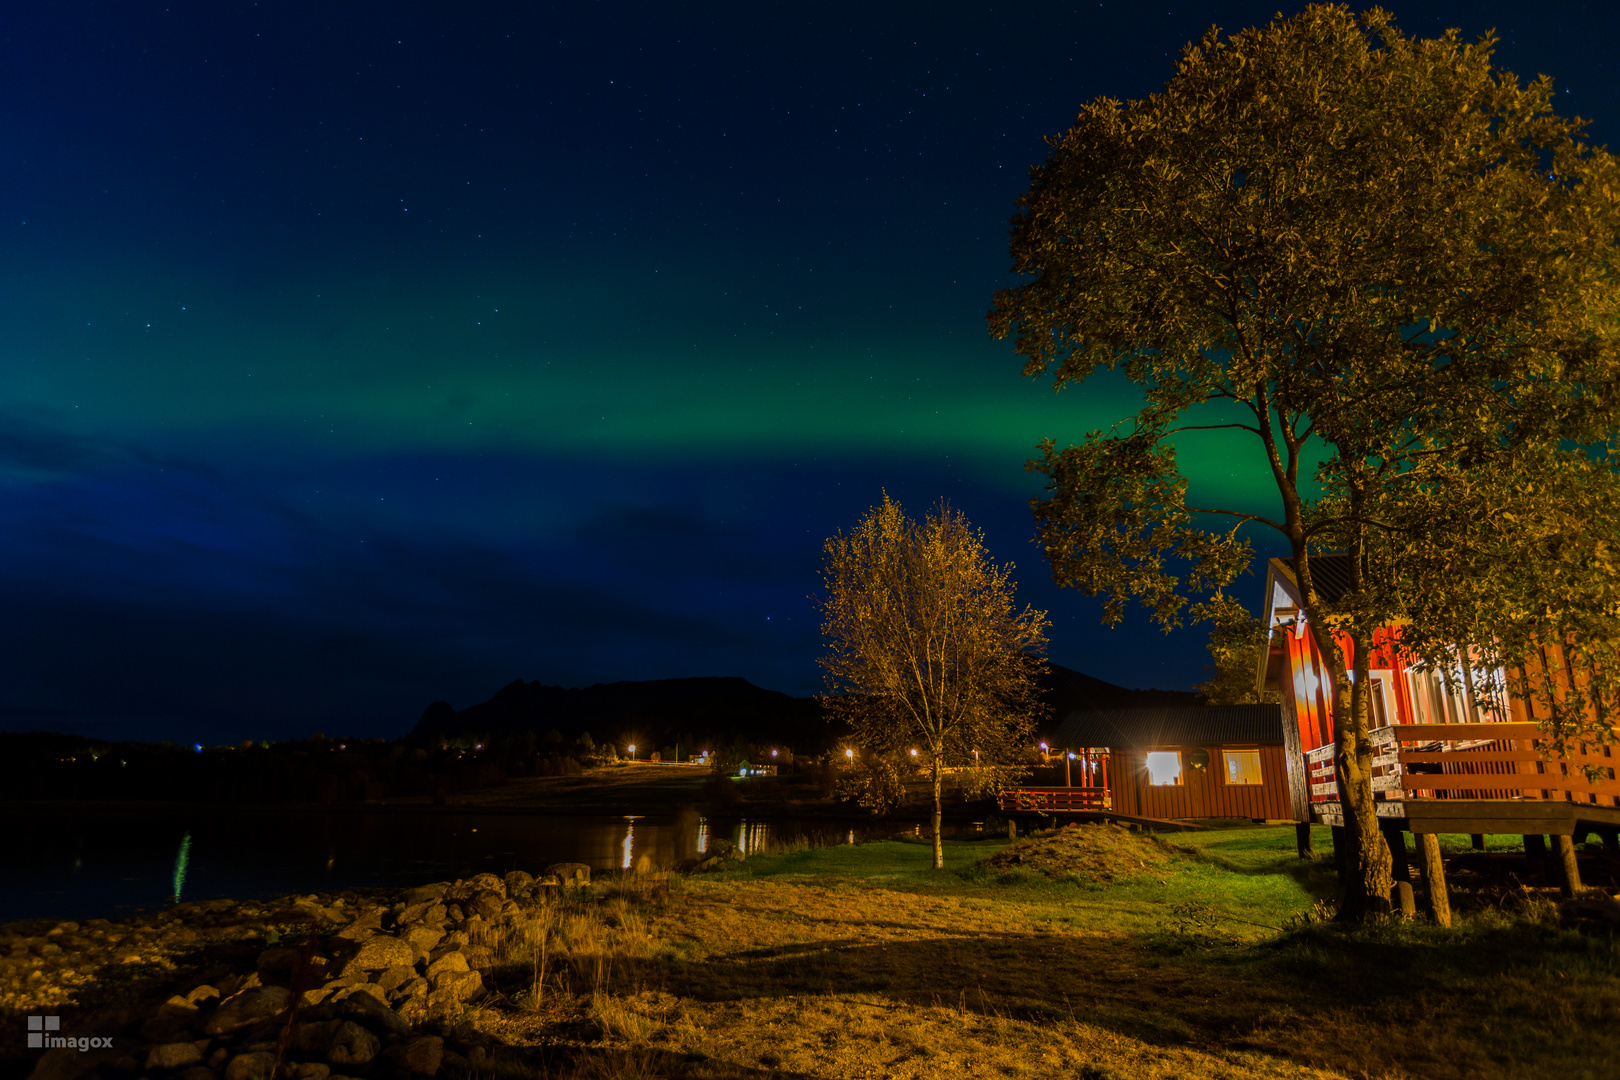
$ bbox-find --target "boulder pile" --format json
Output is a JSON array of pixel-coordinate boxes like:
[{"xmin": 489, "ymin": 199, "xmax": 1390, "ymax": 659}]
[{"xmin": 21, "ymin": 864, "xmax": 596, "ymax": 1080}]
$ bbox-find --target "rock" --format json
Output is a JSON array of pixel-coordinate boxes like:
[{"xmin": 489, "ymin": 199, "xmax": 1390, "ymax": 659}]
[
  {"xmin": 461, "ymin": 945, "xmax": 495, "ymax": 971},
  {"xmin": 223, "ymin": 1052, "xmax": 277, "ymax": 1080},
  {"xmin": 140, "ymin": 995, "xmax": 201, "ymax": 1041},
  {"xmin": 444, "ymin": 903, "xmax": 465, "ymax": 923},
  {"xmin": 325, "ymin": 1021, "xmax": 380, "ymax": 1066},
  {"xmin": 429, "ymin": 968, "xmax": 483, "ymax": 1002},
  {"xmin": 256, "ymin": 945, "xmax": 304, "ymax": 982},
  {"xmin": 503, "ymin": 871, "xmax": 534, "ymax": 894},
  {"xmin": 336, "ymin": 989, "xmax": 414, "ymax": 1037},
  {"xmin": 396, "ymin": 901, "xmax": 446, "ymax": 927},
  {"xmin": 27, "ymin": 1047, "xmax": 119, "ymax": 1080},
  {"xmin": 346, "ymin": 935, "xmax": 413, "ymax": 972},
  {"xmin": 186, "ymin": 985, "xmax": 222, "ymax": 1008},
  {"xmin": 331, "ymin": 982, "xmax": 390, "ymax": 1007},
  {"xmin": 204, "ymin": 987, "xmax": 292, "ymax": 1036},
  {"xmin": 395, "ymin": 976, "xmax": 429, "ymax": 1000},
  {"xmin": 402, "ymin": 882, "xmax": 451, "ymax": 905},
  {"xmin": 500, "ymin": 899, "xmax": 522, "ymax": 918},
  {"xmin": 401, "ymin": 925, "xmax": 442, "ymax": 953},
  {"xmin": 536, "ymin": 874, "xmax": 560, "ymax": 887},
  {"xmin": 425, "ymin": 951, "xmax": 469, "ymax": 981},
  {"xmin": 293, "ymin": 1065, "xmax": 330, "ymax": 1080},
  {"xmin": 465, "ymin": 892, "xmax": 504, "ymax": 921},
  {"xmin": 384, "ymin": 1036, "xmax": 444, "ymax": 1076},
  {"xmin": 178, "ymin": 1067, "xmax": 217, "ymax": 1080},
  {"xmin": 545, "ymin": 862, "xmax": 591, "ymax": 886},
  {"xmin": 376, "ymin": 965, "xmax": 417, "ymax": 994},
  {"xmin": 293, "ymin": 1019, "xmax": 342, "ymax": 1055},
  {"xmin": 466, "ymin": 873, "xmax": 506, "ymax": 897},
  {"xmin": 440, "ymin": 1050, "xmax": 469, "ymax": 1075},
  {"xmin": 146, "ymin": 1043, "xmax": 205, "ymax": 1070},
  {"xmin": 334, "ymin": 907, "xmax": 387, "ymax": 941},
  {"xmin": 298, "ymin": 987, "xmax": 336, "ymax": 1007}
]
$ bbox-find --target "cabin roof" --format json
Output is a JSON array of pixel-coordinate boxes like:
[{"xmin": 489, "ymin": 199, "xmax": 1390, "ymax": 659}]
[
  {"xmin": 1053, "ymin": 704, "xmax": 1288, "ymax": 749},
  {"xmin": 1266, "ymin": 553, "xmax": 1359, "ymax": 606}
]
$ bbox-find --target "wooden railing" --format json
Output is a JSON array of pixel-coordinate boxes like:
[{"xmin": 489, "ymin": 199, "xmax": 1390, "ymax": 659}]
[
  {"xmin": 1306, "ymin": 723, "xmax": 1620, "ymax": 807},
  {"xmin": 999, "ymin": 787, "xmax": 1111, "ymax": 813}
]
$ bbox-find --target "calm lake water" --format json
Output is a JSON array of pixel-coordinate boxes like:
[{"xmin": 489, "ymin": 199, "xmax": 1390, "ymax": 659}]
[{"xmin": 0, "ymin": 805, "xmax": 867, "ymax": 925}]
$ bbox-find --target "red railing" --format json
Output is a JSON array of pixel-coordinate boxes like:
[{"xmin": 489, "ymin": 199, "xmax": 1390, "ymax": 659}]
[
  {"xmin": 999, "ymin": 787, "xmax": 1111, "ymax": 813},
  {"xmin": 1306, "ymin": 723, "xmax": 1620, "ymax": 806}
]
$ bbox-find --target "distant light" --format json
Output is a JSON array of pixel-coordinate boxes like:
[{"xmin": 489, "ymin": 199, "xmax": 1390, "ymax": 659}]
[
  {"xmin": 845, "ymin": 748, "xmax": 855, "ymax": 759},
  {"xmin": 194, "ymin": 743, "xmax": 203, "ymax": 753},
  {"xmin": 1039, "ymin": 742, "xmax": 1049, "ymax": 751},
  {"xmin": 1068, "ymin": 752, "xmax": 1076, "ymax": 759},
  {"xmin": 909, "ymin": 748, "xmax": 918, "ymax": 757},
  {"xmin": 771, "ymin": 749, "xmax": 778, "ymax": 757}
]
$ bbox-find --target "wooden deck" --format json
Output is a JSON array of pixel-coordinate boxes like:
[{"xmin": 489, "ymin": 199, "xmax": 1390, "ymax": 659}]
[
  {"xmin": 1306, "ymin": 722, "xmax": 1620, "ymax": 834},
  {"xmin": 998, "ymin": 787, "xmax": 1109, "ymax": 813}
]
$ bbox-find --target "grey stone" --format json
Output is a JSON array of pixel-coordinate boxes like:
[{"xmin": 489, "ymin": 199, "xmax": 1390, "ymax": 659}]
[
  {"xmin": 461, "ymin": 945, "xmax": 495, "ymax": 970},
  {"xmin": 336, "ymin": 990, "xmax": 414, "ymax": 1037},
  {"xmin": 346, "ymin": 935, "xmax": 413, "ymax": 972},
  {"xmin": 429, "ymin": 968, "xmax": 483, "ymax": 1002},
  {"xmin": 465, "ymin": 891, "xmax": 504, "ymax": 921},
  {"xmin": 331, "ymin": 983, "xmax": 389, "ymax": 1007},
  {"xmin": 401, "ymin": 926, "xmax": 442, "ymax": 953},
  {"xmin": 503, "ymin": 871, "xmax": 534, "ymax": 894},
  {"xmin": 402, "ymin": 882, "xmax": 451, "ymax": 905},
  {"xmin": 375, "ymin": 965, "xmax": 416, "ymax": 994},
  {"xmin": 384, "ymin": 1036, "xmax": 443, "ymax": 1077},
  {"xmin": 292, "ymin": 1019, "xmax": 342, "ymax": 1056},
  {"xmin": 204, "ymin": 987, "xmax": 291, "ymax": 1036},
  {"xmin": 223, "ymin": 1052, "xmax": 277, "ymax": 1080},
  {"xmin": 424, "ymin": 951, "xmax": 468, "ymax": 981},
  {"xmin": 146, "ymin": 1043, "xmax": 204, "ymax": 1070},
  {"xmin": 465, "ymin": 872, "xmax": 506, "ymax": 897},
  {"xmin": 394, "ymin": 976, "xmax": 429, "ymax": 1000},
  {"xmin": 324, "ymin": 1021, "xmax": 380, "ymax": 1067},
  {"xmin": 545, "ymin": 862, "xmax": 590, "ymax": 885}
]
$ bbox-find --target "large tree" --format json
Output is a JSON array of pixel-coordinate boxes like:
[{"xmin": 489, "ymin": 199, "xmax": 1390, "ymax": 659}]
[
  {"xmin": 989, "ymin": 5, "xmax": 1620, "ymax": 917},
  {"xmin": 818, "ymin": 495, "xmax": 1047, "ymax": 869}
]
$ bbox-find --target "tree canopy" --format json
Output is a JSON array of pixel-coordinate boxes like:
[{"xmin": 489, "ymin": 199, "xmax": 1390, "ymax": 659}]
[
  {"xmin": 989, "ymin": 4, "xmax": 1620, "ymax": 917},
  {"xmin": 818, "ymin": 495, "xmax": 1047, "ymax": 869}
]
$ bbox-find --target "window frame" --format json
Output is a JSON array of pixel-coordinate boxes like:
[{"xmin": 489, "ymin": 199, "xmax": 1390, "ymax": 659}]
[
  {"xmin": 1144, "ymin": 750, "xmax": 1184, "ymax": 787},
  {"xmin": 1220, "ymin": 748, "xmax": 1264, "ymax": 786}
]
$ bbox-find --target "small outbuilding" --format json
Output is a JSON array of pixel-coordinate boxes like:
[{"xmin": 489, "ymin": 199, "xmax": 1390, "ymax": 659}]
[{"xmin": 1051, "ymin": 704, "xmax": 1303, "ymax": 822}]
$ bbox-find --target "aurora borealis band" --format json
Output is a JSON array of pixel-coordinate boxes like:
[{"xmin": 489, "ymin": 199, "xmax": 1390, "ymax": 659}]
[{"xmin": 3, "ymin": 2, "xmax": 1616, "ymax": 741}]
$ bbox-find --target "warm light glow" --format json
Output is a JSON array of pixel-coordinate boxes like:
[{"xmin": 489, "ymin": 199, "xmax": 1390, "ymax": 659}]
[
  {"xmin": 845, "ymin": 748, "xmax": 855, "ymax": 759},
  {"xmin": 771, "ymin": 749, "xmax": 778, "ymax": 757},
  {"xmin": 1039, "ymin": 742, "xmax": 1048, "ymax": 751},
  {"xmin": 1223, "ymin": 749, "xmax": 1264, "ymax": 785},
  {"xmin": 1146, "ymin": 751, "xmax": 1183, "ymax": 786},
  {"xmin": 909, "ymin": 748, "xmax": 918, "ymax": 757}
]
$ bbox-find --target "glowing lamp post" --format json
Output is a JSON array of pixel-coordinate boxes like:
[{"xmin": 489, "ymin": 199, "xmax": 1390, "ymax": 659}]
[
  {"xmin": 627, "ymin": 744, "xmax": 636, "ymax": 762},
  {"xmin": 1066, "ymin": 751, "xmax": 1075, "ymax": 788},
  {"xmin": 844, "ymin": 748, "xmax": 855, "ymax": 762}
]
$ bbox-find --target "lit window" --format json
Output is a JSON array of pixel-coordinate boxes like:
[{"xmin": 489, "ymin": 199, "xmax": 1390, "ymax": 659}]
[
  {"xmin": 1146, "ymin": 751, "xmax": 1182, "ymax": 786},
  {"xmin": 1223, "ymin": 750, "xmax": 1263, "ymax": 785}
]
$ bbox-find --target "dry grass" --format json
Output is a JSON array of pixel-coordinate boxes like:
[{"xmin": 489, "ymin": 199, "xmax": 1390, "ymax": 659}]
[
  {"xmin": 979, "ymin": 821, "xmax": 1173, "ymax": 882},
  {"xmin": 444, "ymin": 831, "xmax": 1620, "ymax": 1080}
]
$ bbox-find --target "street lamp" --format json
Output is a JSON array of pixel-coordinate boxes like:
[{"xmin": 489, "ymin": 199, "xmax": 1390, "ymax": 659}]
[
  {"xmin": 844, "ymin": 748, "xmax": 855, "ymax": 760},
  {"xmin": 627, "ymin": 744, "xmax": 636, "ymax": 761}
]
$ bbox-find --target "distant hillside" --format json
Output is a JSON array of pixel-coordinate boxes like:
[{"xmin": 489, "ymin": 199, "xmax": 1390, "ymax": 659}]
[
  {"xmin": 411, "ymin": 676, "xmax": 832, "ymax": 753},
  {"xmin": 413, "ymin": 663, "xmax": 1195, "ymax": 753}
]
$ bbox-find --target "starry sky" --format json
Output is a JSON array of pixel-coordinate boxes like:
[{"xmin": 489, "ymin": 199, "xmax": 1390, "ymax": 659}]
[{"xmin": 3, "ymin": 2, "xmax": 1616, "ymax": 743}]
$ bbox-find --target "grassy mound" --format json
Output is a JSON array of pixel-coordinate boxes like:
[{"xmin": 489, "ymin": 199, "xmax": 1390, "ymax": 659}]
[{"xmin": 979, "ymin": 821, "xmax": 1172, "ymax": 881}]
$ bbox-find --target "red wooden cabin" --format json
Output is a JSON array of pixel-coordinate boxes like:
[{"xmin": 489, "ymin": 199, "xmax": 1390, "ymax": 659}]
[
  {"xmin": 1260, "ymin": 555, "xmax": 1620, "ymax": 842},
  {"xmin": 1002, "ymin": 705, "xmax": 1300, "ymax": 823}
]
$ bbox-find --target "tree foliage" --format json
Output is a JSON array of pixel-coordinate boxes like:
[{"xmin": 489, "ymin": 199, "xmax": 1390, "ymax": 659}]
[
  {"xmin": 989, "ymin": 5, "xmax": 1620, "ymax": 917},
  {"xmin": 1194, "ymin": 598, "xmax": 1279, "ymax": 707},
  {"xmin": 818, "ymin": 495, "xmax": 1047, "ymax": 868}
]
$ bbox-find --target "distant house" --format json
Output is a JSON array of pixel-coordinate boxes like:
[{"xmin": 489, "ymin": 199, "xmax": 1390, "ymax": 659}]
[{"xmin": 1050, "ymin": 705, "xmax": 1301, "ymax": 822}]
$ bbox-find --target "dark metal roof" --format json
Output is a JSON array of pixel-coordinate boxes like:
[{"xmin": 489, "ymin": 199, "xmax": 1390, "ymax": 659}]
[
  {"xmin": 1052, "ymin": 705, "xmax": 1288, "ymax": 748},
  {"xmin": 1269, "ymin": 553, "xmax": 1357, "ymax": 606}
]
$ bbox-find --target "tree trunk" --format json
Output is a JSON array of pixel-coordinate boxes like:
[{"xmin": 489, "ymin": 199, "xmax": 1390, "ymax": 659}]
[
  {"xmin": 1330, "ymin": 626, "xmax": 1395, "ymax": 919},
  {"xmin": 932, "ymin": 755, "xmax": 944, "ymax": 869}
]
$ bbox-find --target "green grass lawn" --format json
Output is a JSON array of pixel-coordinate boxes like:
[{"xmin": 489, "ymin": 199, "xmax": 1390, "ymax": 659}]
[{"xmin": 647, "ymin": 823, "xmax": 1620, "ymax": 1078}]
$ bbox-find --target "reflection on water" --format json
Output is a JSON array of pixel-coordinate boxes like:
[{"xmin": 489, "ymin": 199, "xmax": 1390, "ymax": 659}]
[
  {"xmin": 2, "ymin": 806, "xmax": 869, "ymax": 924},
  {"xmin": 170, "ymin": 832, "xmax": 192, "ymax": 903}
]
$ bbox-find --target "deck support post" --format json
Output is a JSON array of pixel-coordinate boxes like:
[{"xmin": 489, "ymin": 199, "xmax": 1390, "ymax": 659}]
[
  {"xmin": 1330, "ymin": 825, "xmax": 1347, "ymax": 878},
  {"xmin": 1008, "ymin": 820, "xmax": 1017, "ymax": 840},
  {"xmin": 1524, "ymin": 834, "xmax": 1548, "ymax": 880},
  {"xmin": 1390, "ymin": 880, "xmax": 1416, "ymax": 919},
  {"xmin": 1555, "ymin": 834, "xmax": 1584, "ymax": 897},
  {"xmin": 1382, "ymin": 824, "xmax": 1411, "ymax": 884},
  {"xmin": 1470, "ymin": 834, "xmax": 1486, "ymax": 851},
  {"xmin": 1295, "ymin": 822, "xmax": 1314, "ymax": 859},
  {"xmin": 1416, "ymin": 832, "xmax": 1451, "ymax": 928}
]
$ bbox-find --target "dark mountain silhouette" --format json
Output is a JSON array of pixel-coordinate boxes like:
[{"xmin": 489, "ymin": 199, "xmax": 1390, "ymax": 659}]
[
  {"xmin": 411, "ymin": 676, "xmax": 831, "ymax": 752},
  {"xmin": 412, "ymin": 662, "xmax": 1195, "ymax": 752}
]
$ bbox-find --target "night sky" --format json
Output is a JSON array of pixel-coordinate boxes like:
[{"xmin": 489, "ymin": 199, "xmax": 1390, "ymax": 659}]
[{"xmin": 4, "ymin": 2, "xmax": 1616, "ymax": 743}]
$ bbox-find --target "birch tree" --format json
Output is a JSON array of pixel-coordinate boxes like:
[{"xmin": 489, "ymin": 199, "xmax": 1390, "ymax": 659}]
[
  {"xmin": 818, "ymin": 495, "xmax": 1047, "ymax": 869},
  {"xmin": 989, "ymin": 5, "xmax": 1620, "ymax": 918}
]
